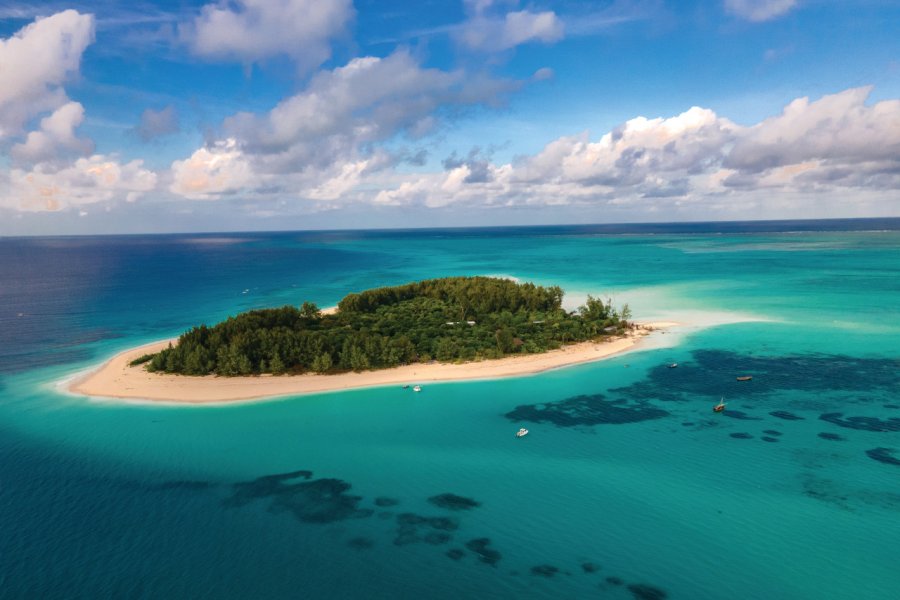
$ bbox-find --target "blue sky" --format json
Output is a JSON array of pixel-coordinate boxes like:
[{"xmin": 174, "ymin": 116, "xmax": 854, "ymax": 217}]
[{"xmin": 1, "ymin": 0, "xmax": 898, "ymax": 234}]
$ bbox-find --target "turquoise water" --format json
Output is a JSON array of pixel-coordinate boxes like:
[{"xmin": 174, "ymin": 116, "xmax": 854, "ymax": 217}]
[{"xmin": 1, "ymin": 222, "xmax": 899, "ymax": 599}]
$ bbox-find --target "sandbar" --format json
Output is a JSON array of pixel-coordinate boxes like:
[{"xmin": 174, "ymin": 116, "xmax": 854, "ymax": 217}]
[{"xmin": 66, "ymin": 321, "xmax": 677, "ymax": 404}]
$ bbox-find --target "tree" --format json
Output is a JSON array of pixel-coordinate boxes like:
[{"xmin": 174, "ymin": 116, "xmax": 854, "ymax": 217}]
[
  {"xmin": 495, "ymin": 327, "xmax": 515, "ymax": 353},
  {"xmin": 312, "ymin": 352, "xmax": 333, "ymax": 373},
  {"xmin": 300, "ymin": 301, "xmax": 320, "ymax": 320},
  {"xmin": 144, "ymin": 276, "xmax": 632, "ymax": 376}
]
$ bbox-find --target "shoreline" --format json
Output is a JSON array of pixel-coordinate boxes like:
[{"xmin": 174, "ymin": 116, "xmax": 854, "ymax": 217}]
[{"xmin": 65, "ymin": 321, "xmax": 678, "ymax": 405}]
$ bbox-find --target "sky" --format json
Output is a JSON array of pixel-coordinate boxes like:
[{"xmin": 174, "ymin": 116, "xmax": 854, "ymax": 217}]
[{"xmin": 0, "ymin": 0, "xmax": 898, "ymax": 235}]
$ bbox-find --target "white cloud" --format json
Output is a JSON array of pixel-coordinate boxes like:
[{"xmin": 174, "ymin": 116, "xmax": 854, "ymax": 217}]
[
  {"xmin": 457, "ymin": 9, "xmax": 564, "ymax": 52},
  {"xmin": 724, "ymin": 0, "xmax": 797, "ymax": 22},
  {"xmin": 0, "ymin": 10, "xmax": 94, "ymax": 138},
  {"xmin": 1, "ymin": 156, "xmax": 157, "ymax": 212},
  {"xmin": 10, "ymin": 101, "xmax": 94, "ymax": 164},
  {"xmin": 169, "ymin": 50, "xmax": 518, "ymax": 201},
  {"xmin": 170, "ymin": 138, "xmax": 257, "ymax": 200},
  {"xmin": 184, "ymin": 0, "xmax": 353, "ymax": 72},
  {"xmin": 369, "ymin": 87, "xmax": 900, "ymax": 212},
  {"xmin": 0, "ymin": 11, "xmax": 160, "ymax": 215},
  {"xmin": 725, "ymin": 87, "xmax": 900, "ymax": 173},
  {"xmin": 513, "ymin": 106, "xmax": 736, "ymax": 186}
]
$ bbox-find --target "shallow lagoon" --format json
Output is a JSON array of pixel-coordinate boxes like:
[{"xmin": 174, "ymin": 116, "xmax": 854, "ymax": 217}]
[{"xmin": 2, "ymin": 221, "xmax": 899, "ymax": 599}]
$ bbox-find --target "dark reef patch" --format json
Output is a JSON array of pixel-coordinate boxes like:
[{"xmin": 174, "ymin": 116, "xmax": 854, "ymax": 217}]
[
  {"xmin": 628, "ymin": 583, "xmax": 668, "ymax": 600},
  {"xmin": 224, "ymin": 470, "xmax": 374, "ymax": 524},
  {"xmin": 722, "ymin": 410, "xmax": 761, "ymax": 421},
  {"xmin": 820, "ymin": 413, "xmax": 900, "ymax": 433},
  {"xmin": 396, "ymin": 513, "xmax": 459, "ymax": 531},
  {"xmin": 393, "ymin": 524, "xmax": 419, "ymax": 546},
  {"xmin": 427, "ymin": 493, "xmax": 481, "ymax": 511},
  {"xmin": 681, "ymin": 421, "xmax": 695, "ymax": 427},
  {"xmin": 347, "ymin": 536, "xmax": 374, "ymax": 550},
  {"xmin": 465, "ymin": 538, "xmax": 501, "ymax": 566},
  {"xmin": 762, "ymin": 429, "xmax": 782, "ymax": 436},
  {"xmin": 581, "ymin": 562, "xmax": 601, "ymax": 573},
  {"xmin": 224, "ymin": 470, "xmax": 312, "ymax": 507},
  {"xmin": 760, "ymin": 436, "xmax": 779, "ymax": 443},
  {"xmin": 505, "ymin": 393, "xmax": 668, "ymax": 427},
  {"xmin": 424, "ymin": 532, "xmax": 452, "ymax": 545},
  {"xmin": 530, "ymin": 565, "xmax": 559, "ymax": 577},
  {"xmin": 611, "ymin": 351, "xmax": 900, "ymax": 406},
  {"xmin": 730, "ymin": 432, "xmax": 753, "ymax": 439},
  {"xmin": 606, "ymin": 576, "xmax": 624, "ymax": 586},
  {"xmin": 770, "ymin": 411, "xmax": 804, "ymax": 421},
  {"xmin": 446, "ymin": 548, "xmax": 465, "ymax": 561},
  {"xmin": 393, "ymin": 513, "xmax": 459, "ymax": 546},
  {"xmin": 818, "ymin": 432, "xmax": 845, "ymax": 441},
  {"xmin": 865, "ymin": 448, "xmax": 900, "ymax": 466},
  {"xmin": 885, "ymin": 404, "xmax": 900, "ymax": 409},
  {"xmin": 374, "ymin": 496, "xmax": 399, "ymax": 507}
]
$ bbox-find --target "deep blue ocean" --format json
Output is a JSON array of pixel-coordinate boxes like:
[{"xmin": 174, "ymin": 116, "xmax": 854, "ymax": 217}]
[{"xmin": 1, "ymin": 219, "xmax": 899, "ymax": 599}]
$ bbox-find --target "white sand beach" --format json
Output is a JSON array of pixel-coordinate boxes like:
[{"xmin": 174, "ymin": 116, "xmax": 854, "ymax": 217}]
[{"xmin": 66, "ymin": 321, "xmax": 677, "ymax": 404}]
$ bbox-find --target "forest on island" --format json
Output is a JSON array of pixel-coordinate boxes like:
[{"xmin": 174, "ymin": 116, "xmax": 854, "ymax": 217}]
[{"xmin": 137, "ymin": 276, "xmax": 631, "ymax": 376}]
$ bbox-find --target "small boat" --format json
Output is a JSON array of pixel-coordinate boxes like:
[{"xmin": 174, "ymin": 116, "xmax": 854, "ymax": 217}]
[
  {"xmin": 402, "ymin": 385, "xmax": 410, "ymax": 389},
  {"xmin": 736, "ymin": 376, "xmax": 752, "ymax": 381},
  {"xmin": 515, "ymin": 428, "xmax": 529, "ymax": 438},
  {"xmin": 713, "ymin": 398, "xmax": 726, "ymax": 413},
  {"xmin": 413, "ymin": 385, "xmax": 421, "ymax": 392},
  {"xmin": 668, "ymin": 363, "xmax": 678, "ymax": 369}
]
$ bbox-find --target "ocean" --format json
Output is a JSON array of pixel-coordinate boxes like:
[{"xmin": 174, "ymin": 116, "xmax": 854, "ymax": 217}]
[{"xmin": 1, "ymin": 219, "xmax": 898, "ymax": 599}]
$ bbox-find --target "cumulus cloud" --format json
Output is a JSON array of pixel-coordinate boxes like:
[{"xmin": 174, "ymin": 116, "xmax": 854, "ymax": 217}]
[
  {"xmin": 134, "ymin": 105, "xmax": 180, "ymax": 141},
  {"xmin": 1, "ymin": 156, "xmax": 157, "ymax": 212},
  {"xmin": 724, "ymin": 0, "xmax": 797, "ymax": 22},
  {"xmin": 0, "ymin": 10, "xmax": 94, "ymax": 138},
  {"xmin": 725, "ymin": 87, "xmax": 900, "ymax": 173},
  {"xmin": 11, "ymin": 101, "xmax": 94, "ymax": 164},
  {"xmin": 513, "ymin": 106, "xmax": 736, "ymax": 186},
  {"xmin": 169, "ymin": 49, "xmax": 519, "ymax": 201},
  {"xmin": 443, "ymin": 147, "xmax": 495, "ymax": 183},
  {"xmin": 370, "ymin": 86, "xmax": 900, "ymax": 211},
  {"xmin": 183, "ymin": 0, "xmax": 353, "ymax": 72},
  {"xmin": 0, "ymin": 11, "xmax": 163, "ymax": 215},
  {"xmin": 170, "ymin": 138, "xmax": 257, "ymax": 200}
]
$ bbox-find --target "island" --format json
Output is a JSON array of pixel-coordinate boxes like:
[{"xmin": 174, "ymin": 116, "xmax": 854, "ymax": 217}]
[{"xmin": 67, "ymin": 277, "xmax": 677, "ymax": 403}]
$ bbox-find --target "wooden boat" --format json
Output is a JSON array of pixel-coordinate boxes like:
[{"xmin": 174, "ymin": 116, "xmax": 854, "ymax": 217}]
[
  {"xmin": 736, "ymin": 376, "xmax": 752, "ymax": 381},
  {"xmin": 713, "ymin": 398, "xmax": 726, "ymax": 413},
  {"xmin": 515, "ymin": 428, "xmax": 529, "ymax": 438}
]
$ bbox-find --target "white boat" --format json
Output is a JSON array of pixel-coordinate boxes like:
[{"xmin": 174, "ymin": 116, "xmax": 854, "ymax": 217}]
[
  {"xmin": 515, "ymin": 428, "xmax": 529, "ymax": 438},
  {"xmin": 413, "ymin": 385, "xmax": 421, "ymax": 392}
]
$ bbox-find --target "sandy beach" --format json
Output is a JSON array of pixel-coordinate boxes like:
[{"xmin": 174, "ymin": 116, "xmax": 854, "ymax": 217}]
[{"xmin": 66, "ymin": 322, "xmax": 677, "ymax": 404}]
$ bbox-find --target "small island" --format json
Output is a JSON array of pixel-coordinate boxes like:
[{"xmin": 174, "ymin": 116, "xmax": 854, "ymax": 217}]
[
  {"xmin": 138, "ymin": 277, "xmax": 631, "ymax": 376},
  {"xmin": 68, "ymin": 277, "xmax": 676, "ymax": 403}
]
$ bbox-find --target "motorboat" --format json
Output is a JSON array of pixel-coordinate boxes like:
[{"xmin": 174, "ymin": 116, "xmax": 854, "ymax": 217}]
[
  {"xmin": 736, "ymin": 376, "xmax": 752, "ymax": 381},
  {"xmin": 413, "ymin": 385, "xmax": 421, "ymax": 392},
  {"xmin": 515, "ymin": 428, "xmax": 529, "ymax": 438},
  {"xmin": 668, "ymin": 363, "xmax": 678, "ymax": 368},
  {"xmin": 713, "ymin": 398, "xmax": 726, "ymax": 413}
]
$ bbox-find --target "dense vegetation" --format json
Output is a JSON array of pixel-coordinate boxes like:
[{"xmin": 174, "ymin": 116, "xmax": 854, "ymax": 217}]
[{"xmin": 142, "ymin": 277, "xmax": 631, "ymax": 376}]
